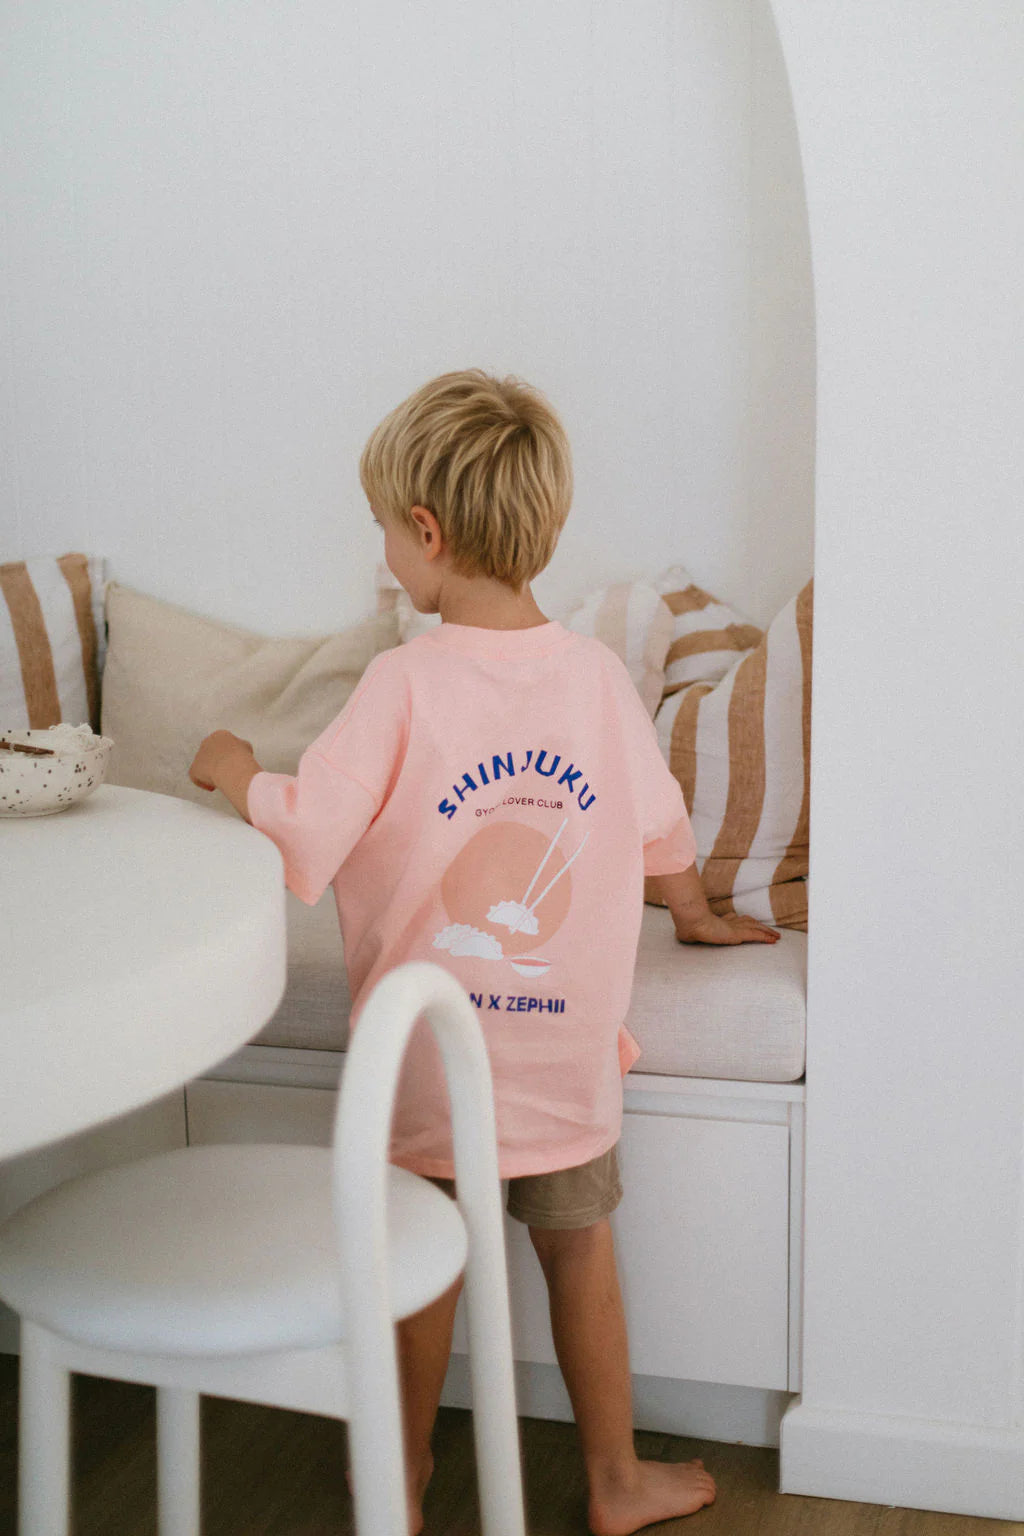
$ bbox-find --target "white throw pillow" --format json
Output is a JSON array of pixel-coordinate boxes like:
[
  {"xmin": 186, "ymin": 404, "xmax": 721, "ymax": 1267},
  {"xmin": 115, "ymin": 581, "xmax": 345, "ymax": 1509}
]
[{"xmin": 563, "ymin": 581, "xmax": 674, "ymax": 718}]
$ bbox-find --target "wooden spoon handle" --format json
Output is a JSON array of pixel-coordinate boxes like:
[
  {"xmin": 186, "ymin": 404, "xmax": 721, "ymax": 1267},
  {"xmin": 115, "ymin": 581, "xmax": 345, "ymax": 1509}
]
[{"xmin": 0, "ymin": 738, "xmax": 56, "ymax": 757}]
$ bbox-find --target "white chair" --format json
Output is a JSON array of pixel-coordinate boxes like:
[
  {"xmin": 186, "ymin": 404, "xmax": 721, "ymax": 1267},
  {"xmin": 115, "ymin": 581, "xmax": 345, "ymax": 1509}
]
[{"xmin": 0, "ymin": 961, "xmax": 525, "ymax": 1536}]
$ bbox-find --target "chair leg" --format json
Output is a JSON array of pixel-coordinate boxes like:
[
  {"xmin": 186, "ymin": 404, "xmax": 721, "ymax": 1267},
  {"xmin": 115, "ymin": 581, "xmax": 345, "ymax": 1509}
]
[
  {"xmin": 346, "ymin": 1326, "xmax": 410, "ymax": 1536},
  {"xmin": 18, "ymin": 1322, "xmax": 71, "ymax": 1536},
  {"xmin": 157, "ymin": 1388, "xmax": 201, "ymax": 1536},
  {"xmin": 463, "ymin": 1269, "xmax": 526, "ymax": 1536}
]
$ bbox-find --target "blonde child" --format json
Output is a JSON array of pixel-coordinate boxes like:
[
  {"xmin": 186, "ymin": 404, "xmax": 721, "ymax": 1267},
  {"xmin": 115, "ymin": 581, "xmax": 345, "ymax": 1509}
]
[{"xmin": 189, "ymin": 369, "xmax": 780, "ymax": 1535}]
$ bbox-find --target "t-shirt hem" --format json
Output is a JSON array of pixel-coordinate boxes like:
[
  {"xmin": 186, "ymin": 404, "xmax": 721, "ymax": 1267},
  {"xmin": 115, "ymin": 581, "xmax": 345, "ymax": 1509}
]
[{"xmin": 391, "ymin": 1128, "xmax": 622, "ymax": 1182}]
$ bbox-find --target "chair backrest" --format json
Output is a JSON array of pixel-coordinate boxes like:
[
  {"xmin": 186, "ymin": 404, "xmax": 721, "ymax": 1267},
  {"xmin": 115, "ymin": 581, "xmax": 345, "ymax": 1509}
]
[
  {"xmin": 332, "ymin": 961, "xmax": 520, "ymax": 1534},
  {"xmin": 332, "ymin": 961, "xmax": 501, "ymax": 1283}
]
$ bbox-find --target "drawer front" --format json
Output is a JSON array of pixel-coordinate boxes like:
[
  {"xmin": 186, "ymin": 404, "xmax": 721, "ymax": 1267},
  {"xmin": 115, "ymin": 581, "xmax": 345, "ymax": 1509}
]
[
  {"xmin": 460, "ymin": 1111, "xmax": 791, "ymax": 1393},
  {"xmin": 614, "ymin": 1112, "xmax": 790, "ymax": 1390}
]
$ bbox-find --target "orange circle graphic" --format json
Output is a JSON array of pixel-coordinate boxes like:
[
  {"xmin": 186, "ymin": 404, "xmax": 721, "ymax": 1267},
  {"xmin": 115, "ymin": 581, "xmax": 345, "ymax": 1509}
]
[{"xmin": 439, "ymin": 821, "xmax": 573, "ymax": 957}]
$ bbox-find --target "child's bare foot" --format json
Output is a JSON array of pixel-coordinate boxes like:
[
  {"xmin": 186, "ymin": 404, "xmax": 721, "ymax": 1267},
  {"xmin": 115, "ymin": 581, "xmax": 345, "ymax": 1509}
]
[
  {"xmin": 406, "ymin": 1449, "xmax": 434, "ymax": 1536},
  {"xmin": 345, "ymin": 1450, "xmax": 435, "ymax": 1535},
  {"xmin": 587, "ymin": 1456, "xmax": 716, "ymax": 1534}
]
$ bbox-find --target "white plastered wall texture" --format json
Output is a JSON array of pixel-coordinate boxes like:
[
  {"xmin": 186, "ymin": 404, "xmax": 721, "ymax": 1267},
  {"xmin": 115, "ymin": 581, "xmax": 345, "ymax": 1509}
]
[
  {"xmin": 0, "ymin": 0, "xmax": 812, "ymax": 633},
  {"xmin": 771, "ymin": 0, "xmax": 1024, "ymax": 1520}
]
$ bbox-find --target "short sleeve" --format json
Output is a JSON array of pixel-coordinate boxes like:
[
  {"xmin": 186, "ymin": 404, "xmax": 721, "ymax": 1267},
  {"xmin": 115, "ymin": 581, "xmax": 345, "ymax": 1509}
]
[
  {"xmin": 601, "ymin": 646, "xmax": 697, "ymax": 877},
  {"xmin": 246, "ymin": 651, "xmax": 409, "ymax": 904},
  {"xmin": 643, "ymin": 809, "xmax": 697, "ymax": 876},
  {"xmin": 639, "ymin": 740, "xmax": 696, "ymax": 875}
]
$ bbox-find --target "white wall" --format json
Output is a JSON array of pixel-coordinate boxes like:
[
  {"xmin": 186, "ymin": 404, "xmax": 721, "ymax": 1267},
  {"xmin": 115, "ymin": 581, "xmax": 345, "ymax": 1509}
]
[
  {"xmin": 0, "ymin": 0, "xmax": 812, "ymax": 635},
  {"xmin": 772, "ymin": 0, "xmax": 1024, "ymax": 1519}
]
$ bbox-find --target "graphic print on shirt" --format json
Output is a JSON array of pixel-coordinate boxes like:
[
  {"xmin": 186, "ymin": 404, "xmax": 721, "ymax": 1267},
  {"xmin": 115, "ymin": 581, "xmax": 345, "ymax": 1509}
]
[{"xmin": 432, "ymin": 816, "xmax": 588, "ymax": 979}]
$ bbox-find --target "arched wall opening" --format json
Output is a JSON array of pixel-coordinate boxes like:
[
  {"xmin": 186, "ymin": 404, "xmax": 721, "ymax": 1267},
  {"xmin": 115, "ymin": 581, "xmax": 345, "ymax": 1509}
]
[{"xmin": 770, "ymin": 3, "xmax": 1024, "ymax": 1518}]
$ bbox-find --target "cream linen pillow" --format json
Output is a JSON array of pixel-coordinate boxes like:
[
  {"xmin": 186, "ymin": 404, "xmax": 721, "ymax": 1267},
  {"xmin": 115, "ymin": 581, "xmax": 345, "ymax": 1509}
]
[
  {"xmin": 649, "ymin": 578, "xmax": 813, "ymax": 932},
  {"xmin": 101, "ymin": 583, "xmax": 399, "ymax": 811},
  {"xmin": 1, "ymin": 553, "xmax": 106, "ymax": 731}
]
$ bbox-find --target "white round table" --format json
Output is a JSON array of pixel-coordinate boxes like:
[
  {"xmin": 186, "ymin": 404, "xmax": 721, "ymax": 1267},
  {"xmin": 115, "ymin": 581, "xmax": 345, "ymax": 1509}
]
[{"xmin": 0, "ymin": 784, "xmax": 287, "ymax": 1161}]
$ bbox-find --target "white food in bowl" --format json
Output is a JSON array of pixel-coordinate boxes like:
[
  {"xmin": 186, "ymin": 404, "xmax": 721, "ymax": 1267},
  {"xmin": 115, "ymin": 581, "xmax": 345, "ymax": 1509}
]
[{"xmin": 0, "ymin": 725, "xmax": 114, "ymax": 817}]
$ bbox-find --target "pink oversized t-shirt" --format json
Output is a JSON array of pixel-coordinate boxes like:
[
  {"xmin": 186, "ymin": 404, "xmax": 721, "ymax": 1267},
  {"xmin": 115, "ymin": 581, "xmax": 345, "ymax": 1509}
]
[{"xmin": 247, "ymin": 620, "xmax": 695, "ymax": 1178}]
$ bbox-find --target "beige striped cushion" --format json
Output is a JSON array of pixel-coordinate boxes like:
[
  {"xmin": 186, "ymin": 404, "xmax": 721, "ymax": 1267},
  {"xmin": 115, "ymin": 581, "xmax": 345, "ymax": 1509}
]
[
  {"xmin": 0, "ymin": 553, "xmax": 106, "ymax": 732},
  {"xmin": 655, "ymin": 564, "xmax": 764, "ymax": 699},
  {"xmin": 649, "ymin": 578, "xmax": 813, "ymax": 932},
  {"xmin": 564, "ymin": 581, "xmax": 674, "ymax": 717}
]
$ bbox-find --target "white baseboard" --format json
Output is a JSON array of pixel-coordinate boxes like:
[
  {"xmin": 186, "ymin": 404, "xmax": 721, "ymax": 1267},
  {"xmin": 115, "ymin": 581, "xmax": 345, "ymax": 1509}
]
[
  {"xmin": 442, "ymin": 1354, "xmax": 791, "ymax": 1449},
  {"xmin": 780, "ymin": 1397, "xmax": 1024, "ymax": 1521}
]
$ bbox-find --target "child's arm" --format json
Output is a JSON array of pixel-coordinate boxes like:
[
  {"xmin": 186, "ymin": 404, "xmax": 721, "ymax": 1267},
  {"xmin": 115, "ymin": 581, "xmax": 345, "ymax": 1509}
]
[
  {"xmin": 652, "ymin": 864, "xmax": 780, "ymax": 946},
  {"xmin": 188, "ymin": 731, "xmax": 262, "ymax": 822},
  {"xmin": 185, "ymin": 653, "xmax": 405, "ymax": 907}
]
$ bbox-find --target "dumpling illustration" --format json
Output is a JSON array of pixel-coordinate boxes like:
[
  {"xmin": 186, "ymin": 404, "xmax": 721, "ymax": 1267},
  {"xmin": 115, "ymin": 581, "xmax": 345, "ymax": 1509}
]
[
  {"xmin": 433, "ymin": 923, "xmax": 504, "ymax": 960},
  {"xmin": 487, "ymin": 899, "xmax": 540, "ymax": 936}
]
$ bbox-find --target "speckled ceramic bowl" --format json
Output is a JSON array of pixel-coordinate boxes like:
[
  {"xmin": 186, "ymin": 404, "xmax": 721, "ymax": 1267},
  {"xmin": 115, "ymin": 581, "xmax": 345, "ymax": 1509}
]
[{"xmin": 0, "ymin": 727, "xmax": 114, "ymax": 816}]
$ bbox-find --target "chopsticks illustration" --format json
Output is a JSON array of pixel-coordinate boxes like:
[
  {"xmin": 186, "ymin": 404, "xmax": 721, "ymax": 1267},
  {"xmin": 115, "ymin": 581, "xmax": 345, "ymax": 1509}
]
[{"xmin": 506, "ymin": 818, "xmax": 590, "ymax": 936}]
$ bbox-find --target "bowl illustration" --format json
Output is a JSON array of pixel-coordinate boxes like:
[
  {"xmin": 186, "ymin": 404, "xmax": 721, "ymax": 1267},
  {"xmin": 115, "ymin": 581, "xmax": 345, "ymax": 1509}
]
[
  {"xmin": 0, "ymin": 726, "xmax": 114, "ymax": 817},
  {"xmin": 508, "ymin": 956, "xmax": 552, "ymax": 979}
]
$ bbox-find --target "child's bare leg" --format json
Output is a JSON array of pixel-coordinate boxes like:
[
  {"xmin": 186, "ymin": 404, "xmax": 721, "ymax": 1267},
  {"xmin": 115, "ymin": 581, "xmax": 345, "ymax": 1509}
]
[
  {"xmin": 394, "ymin": 1275, "xmax": 464, "ymax": 1534},
  {"xmin": 530, "ymin": 1220, "xmax": 716, "ymax": 1535}
]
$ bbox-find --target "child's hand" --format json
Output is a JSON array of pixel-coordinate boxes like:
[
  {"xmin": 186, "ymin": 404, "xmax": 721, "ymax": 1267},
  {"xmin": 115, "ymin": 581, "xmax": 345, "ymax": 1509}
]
[
  {"xmin": 675, "ymin": 912, "xmax": 781, "ymax": 946},
  {"xmin": 188, "ymin": 731, "xmax": 254, "ymax": 792}
]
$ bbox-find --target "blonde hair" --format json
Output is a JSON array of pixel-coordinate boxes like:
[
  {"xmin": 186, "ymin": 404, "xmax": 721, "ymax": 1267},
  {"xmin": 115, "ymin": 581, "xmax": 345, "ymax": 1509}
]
[{"xmin": 359, "ymin": 369, "xmax": 573, "ymax": 587}]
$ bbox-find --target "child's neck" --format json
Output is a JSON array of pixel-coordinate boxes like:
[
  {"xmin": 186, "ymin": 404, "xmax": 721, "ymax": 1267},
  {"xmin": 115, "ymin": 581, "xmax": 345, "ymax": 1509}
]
[{"xmin": 436, "ymin": 576, "xmax": 549, "ymax": 631}]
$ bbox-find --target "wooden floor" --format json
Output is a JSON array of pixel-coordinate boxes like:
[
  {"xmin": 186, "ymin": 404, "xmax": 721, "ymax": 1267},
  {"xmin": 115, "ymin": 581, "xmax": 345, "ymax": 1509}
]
[{"xmin": 1, "ymin": 1356, "xmax": 1020, "ymax": 1535}]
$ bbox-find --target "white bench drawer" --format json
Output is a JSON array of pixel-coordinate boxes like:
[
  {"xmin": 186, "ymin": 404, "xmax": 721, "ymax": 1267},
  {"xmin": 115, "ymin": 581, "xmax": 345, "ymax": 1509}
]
[
  {"xmin": 615, "ymin": 1112, "xmax": 790, "ymax": 1390},
  {"xmin": 457, "ymin": 1110, "xmax": 791, "ymax": 1393}
]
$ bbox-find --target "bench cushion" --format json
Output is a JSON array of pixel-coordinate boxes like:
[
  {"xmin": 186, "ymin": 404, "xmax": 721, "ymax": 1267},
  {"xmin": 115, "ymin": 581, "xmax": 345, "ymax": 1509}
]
[
  {"xmin": 625, "ymin": 908, "xmax": 806, "ymax": 1082},
  {"xmin": 252, "ymin": 895, "xmax": 806, "ymax": 1084}
]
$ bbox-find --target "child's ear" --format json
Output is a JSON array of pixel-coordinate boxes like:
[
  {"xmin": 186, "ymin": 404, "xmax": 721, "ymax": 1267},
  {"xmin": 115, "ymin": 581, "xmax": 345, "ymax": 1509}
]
[{"xmin": 410, "ymin": 505, "xmax": 444, "ymax": 561}]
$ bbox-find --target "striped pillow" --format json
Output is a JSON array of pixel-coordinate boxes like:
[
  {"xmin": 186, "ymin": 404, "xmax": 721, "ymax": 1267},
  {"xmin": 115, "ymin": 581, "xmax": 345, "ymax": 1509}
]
[
  {"xmin": 655, "ymin": 565, "xmax": 764, "ymax": 698},
  {"xmin": 376, "ymin": 564, "xmax": 674, "ymax": 719},
  {"xmin": 564, "ymin": 581, "xmax": 674, "ymax": 718},
  {"xmin": 649, "ymin": 578, "xmax": 813, "ymax": 932},
  {"xmin": 0, "ymin": 553, "xmax": 106, "ymax": 732}
]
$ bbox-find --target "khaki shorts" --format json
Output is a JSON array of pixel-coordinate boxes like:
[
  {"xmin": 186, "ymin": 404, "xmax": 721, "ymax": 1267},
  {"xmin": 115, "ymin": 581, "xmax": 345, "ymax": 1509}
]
[{"xmin": 427, "ymin": 1144, "xmax": 622, "ymax": 1231}]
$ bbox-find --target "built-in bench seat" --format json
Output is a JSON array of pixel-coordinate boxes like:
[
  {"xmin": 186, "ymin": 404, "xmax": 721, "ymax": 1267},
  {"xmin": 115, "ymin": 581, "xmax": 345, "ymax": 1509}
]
[{"xmin": 187, "ymin": 893, "xmax": 807, "ymax": 1450}]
